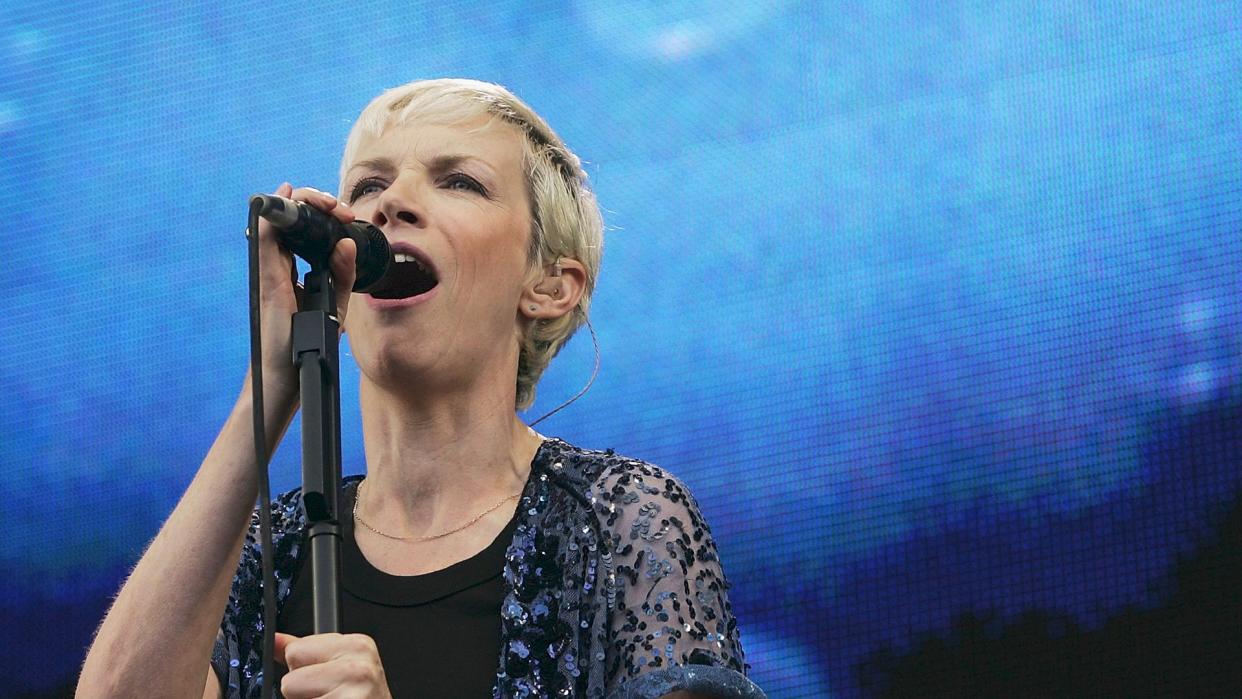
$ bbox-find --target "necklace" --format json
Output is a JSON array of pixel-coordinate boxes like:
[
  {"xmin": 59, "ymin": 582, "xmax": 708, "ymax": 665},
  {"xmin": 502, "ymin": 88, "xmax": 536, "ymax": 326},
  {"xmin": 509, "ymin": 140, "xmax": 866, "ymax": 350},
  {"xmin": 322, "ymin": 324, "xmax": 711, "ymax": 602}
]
[{"xmin": 353, "ymin": 478, "xmax": 521, "ymax": 542}]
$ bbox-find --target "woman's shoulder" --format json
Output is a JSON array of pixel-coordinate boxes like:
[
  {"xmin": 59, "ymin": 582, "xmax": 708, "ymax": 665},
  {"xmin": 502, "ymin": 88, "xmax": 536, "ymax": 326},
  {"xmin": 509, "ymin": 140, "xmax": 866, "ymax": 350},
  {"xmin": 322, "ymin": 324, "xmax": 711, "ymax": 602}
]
[
  {"xmin": 539, "ymin": 437, "xmax": 686, "ymax": 490},
  {"xmin": 537, "ymin": 438, "xmax": 707, "ymax": 529}
]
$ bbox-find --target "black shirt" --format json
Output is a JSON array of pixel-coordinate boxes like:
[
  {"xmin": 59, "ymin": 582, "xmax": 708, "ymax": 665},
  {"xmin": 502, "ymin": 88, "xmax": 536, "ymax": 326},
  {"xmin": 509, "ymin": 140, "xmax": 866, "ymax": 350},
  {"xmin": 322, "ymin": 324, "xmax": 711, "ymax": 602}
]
[{"xmin": 276, "ymin": 484, "xmax": 520, "ymax": 698}]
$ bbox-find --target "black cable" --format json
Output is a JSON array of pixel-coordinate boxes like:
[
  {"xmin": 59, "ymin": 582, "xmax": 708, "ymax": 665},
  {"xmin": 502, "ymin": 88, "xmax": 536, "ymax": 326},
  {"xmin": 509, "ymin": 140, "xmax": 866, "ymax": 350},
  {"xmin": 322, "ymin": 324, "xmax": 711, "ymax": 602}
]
[
  {"xmin": 246, "ymin": 200, "xmax": 277, "ymax": 699},
  {"xmin": 529, "ymin": 313, "xmax": 602, "ymax": 427}
]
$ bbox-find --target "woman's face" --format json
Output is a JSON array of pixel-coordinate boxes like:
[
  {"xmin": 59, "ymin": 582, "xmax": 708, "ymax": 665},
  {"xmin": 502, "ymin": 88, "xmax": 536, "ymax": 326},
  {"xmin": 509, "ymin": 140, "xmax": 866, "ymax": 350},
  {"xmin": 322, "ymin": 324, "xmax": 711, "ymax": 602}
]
[{"xmin": 340, "ymin": 116, "xmax": 535, "ymax": 395}]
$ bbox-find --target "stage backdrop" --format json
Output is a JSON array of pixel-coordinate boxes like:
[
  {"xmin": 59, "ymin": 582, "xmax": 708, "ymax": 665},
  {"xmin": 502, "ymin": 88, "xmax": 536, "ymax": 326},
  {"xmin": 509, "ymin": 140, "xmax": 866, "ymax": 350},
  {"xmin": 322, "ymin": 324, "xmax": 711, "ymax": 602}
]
[{"xmin": 2, "ymin": 2, "xmax": 1240, "ymax": 697}]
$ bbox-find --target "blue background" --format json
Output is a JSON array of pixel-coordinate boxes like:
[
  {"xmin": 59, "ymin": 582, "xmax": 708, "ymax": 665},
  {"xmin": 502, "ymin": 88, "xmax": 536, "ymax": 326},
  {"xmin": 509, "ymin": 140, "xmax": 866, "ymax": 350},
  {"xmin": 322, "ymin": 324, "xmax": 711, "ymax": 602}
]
[{"xmin": 1, "ymin": 2, "xmax": 1240, "ymax": 697}]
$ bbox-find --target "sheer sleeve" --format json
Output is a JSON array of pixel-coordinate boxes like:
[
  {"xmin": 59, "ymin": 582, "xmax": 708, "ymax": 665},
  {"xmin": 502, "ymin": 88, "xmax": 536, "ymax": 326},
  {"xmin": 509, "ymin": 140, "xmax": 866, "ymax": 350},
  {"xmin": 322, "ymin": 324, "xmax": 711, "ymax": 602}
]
[
  {"xmin": 210, "ymin": 507, "xmax": 266, "ymax": 698},
  {"xmin": 210, "ymin": 487, "xmax": 306, "ymax": 699},
  {"xmin": 594, "ymin": 461, "xmax": 766, "ymax": 699}
]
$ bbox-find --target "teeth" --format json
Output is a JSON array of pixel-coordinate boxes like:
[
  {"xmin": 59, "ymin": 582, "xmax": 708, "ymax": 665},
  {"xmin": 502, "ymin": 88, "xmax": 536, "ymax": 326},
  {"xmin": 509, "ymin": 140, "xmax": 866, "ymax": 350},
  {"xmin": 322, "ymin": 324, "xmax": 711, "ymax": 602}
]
[{"xmin": 394, "ymin": 253, "xmax": 415, "ymax": 263}]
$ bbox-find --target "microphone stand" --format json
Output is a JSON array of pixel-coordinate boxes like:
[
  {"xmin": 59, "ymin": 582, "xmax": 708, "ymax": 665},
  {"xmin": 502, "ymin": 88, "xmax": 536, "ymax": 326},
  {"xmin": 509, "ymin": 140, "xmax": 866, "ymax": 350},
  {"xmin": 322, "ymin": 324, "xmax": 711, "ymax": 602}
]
[{"xmin": 292, "ymin": 263, "xmax": 343, "ymax": 635}]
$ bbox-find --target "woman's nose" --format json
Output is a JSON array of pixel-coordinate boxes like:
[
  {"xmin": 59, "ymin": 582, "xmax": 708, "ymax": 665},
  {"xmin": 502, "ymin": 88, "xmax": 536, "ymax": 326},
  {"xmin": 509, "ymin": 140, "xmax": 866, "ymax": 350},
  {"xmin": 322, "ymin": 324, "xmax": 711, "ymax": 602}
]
[{"xmin": 371, "ymin": 176, "xmax": 425, "ymax": 229}]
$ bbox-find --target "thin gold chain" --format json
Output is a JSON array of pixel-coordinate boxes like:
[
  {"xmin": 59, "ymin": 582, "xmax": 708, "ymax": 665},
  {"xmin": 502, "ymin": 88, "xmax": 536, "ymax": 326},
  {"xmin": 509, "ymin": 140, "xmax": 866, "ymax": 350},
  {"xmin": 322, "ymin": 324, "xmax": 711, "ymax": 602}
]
[{"xmin": 352, "ymin": 478, "xmax": 521, "ymax": 542}]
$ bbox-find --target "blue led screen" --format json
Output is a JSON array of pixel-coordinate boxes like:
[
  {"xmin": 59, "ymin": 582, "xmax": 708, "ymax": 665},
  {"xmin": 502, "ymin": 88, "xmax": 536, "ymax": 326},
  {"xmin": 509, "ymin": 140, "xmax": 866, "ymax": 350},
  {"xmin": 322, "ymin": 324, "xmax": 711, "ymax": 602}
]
[{"xmin": 1, "ymin": 2, "xmax": 1240, "ymax": 697}]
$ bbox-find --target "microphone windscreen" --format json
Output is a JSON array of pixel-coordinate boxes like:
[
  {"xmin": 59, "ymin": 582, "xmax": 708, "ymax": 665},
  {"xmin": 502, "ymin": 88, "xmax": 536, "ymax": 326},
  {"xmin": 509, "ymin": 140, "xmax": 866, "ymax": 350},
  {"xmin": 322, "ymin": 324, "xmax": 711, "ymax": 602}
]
[{"xmin": 349, "ymin": 222, "xmax": 392, "ymax": 292}]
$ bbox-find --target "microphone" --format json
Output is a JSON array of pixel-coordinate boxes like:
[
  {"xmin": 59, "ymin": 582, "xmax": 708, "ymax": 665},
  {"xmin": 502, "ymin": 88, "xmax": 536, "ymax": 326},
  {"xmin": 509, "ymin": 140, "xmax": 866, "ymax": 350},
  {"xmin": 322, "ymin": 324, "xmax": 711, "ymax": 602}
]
[{"xmin": 251, "ymin": 194, "xmax": 392, "ymax": 292}]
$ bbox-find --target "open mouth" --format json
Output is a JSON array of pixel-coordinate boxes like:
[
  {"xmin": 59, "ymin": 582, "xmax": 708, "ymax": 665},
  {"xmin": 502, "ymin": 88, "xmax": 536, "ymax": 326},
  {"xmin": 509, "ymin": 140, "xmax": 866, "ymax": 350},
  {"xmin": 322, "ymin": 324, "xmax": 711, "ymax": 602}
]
[{"xmin": 368, "ymin": 250, "xmax": 439, "ymax": 299}]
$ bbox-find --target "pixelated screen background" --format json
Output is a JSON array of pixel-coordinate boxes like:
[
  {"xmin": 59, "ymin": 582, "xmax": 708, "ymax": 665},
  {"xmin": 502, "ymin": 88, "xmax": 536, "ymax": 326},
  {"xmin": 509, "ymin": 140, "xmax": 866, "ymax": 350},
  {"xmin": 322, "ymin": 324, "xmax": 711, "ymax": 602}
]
[{"xmin": 2, "ymin": 2, "xmax": 1240, "ymax": 697}]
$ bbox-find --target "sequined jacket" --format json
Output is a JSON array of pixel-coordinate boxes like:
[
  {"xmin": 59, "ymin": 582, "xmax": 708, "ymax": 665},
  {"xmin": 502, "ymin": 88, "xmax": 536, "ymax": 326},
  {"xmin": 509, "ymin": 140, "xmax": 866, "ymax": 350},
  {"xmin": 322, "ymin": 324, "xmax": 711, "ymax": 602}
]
[{"xmin": 212, "ymin": 438, "xmax": 766, "ymax": 699}]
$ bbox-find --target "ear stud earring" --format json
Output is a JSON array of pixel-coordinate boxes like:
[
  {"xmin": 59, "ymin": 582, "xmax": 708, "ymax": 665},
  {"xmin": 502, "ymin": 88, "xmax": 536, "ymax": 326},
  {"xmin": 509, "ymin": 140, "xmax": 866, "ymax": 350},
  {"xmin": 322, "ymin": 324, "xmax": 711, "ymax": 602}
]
[{"xmin": 529, "ymin": 305, "xmax": 538, "ymax": 311}]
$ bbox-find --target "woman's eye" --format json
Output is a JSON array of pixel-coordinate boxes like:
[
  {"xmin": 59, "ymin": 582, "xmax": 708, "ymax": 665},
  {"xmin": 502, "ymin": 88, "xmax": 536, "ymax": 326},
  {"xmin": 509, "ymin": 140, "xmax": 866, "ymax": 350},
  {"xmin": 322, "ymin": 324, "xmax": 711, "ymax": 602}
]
[
  {"xmin": 349, "ymin": 178, "xmax": 384, "ymax": 202},
  {"xmin": 444, "ymin": 174, "xmax": 486, "ymax": 195}
]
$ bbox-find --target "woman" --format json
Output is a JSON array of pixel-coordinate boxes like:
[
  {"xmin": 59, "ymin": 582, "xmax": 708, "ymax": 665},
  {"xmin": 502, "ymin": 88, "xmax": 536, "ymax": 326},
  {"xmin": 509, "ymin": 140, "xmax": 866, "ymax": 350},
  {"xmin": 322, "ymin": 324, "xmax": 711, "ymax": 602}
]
[{"xmin": 77, "ymin": 79, "xmax": 762, "ymax": 699}]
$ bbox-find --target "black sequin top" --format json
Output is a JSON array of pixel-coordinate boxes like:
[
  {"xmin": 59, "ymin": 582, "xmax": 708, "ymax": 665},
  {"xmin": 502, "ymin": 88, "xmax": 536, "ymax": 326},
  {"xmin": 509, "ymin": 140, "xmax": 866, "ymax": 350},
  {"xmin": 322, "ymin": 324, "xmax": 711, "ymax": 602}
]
[{"xmin": 212, "ymin": 438, "xmax": 766, "ymax": 698}]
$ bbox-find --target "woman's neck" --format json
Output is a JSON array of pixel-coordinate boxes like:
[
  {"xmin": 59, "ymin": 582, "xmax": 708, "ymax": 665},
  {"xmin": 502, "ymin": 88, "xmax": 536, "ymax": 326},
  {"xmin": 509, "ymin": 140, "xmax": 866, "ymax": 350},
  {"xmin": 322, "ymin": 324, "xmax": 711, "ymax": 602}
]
[{"xmin": 356, "ymin": 375, "xmax": 542, "ymax": 538}]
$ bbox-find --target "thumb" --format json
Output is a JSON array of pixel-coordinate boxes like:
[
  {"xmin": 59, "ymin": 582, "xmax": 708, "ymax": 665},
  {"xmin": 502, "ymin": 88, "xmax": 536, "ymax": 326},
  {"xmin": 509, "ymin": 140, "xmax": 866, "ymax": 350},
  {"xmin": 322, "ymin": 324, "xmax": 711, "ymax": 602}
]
[
  {"xmin": 331, "ymin": 237, "xmax": 358, "ymax": 325},
  {"xmin": 274, "ymin": 632, "xmax": 299, "ymax": 667}
]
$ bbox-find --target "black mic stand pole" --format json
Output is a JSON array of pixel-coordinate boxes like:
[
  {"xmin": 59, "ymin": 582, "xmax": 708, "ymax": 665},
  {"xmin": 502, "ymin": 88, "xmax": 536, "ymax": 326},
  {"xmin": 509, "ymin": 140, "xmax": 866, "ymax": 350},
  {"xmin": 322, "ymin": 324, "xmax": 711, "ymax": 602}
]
[{"xmin": 293, "ymin": 263, "xmax": 343, "ymax": 634}]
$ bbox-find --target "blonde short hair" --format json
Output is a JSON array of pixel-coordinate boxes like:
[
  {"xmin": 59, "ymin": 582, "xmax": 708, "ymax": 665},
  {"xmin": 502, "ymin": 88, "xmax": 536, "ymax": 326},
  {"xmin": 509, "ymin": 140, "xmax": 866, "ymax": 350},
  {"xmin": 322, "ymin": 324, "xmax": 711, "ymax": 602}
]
[{"xmin": 340, "ymin": 79, "xmax": 603, "ymax": 410}]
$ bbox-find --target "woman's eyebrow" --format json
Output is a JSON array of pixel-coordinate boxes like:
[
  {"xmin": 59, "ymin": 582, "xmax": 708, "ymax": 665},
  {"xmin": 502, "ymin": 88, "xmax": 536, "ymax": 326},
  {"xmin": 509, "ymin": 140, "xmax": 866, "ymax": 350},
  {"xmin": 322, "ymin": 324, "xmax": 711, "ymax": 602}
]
[
  {"xmin": 346, "ymin": 157, "xmax": 398, "ymax": 176},
  {"xmin": 424, "ymin": 153, "xmax": 497, "ymax": 176},
  {"xmin": 347, "ymin": 154, "xmax": 497, "ymax": 177}
]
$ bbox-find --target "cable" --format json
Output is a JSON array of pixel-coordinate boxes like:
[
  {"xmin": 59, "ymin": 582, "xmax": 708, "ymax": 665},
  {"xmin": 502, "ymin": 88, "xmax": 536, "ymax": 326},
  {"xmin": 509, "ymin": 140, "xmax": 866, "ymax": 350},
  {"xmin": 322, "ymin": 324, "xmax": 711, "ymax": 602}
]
[
  {"xmin": 246, "ymin": 201, "xmax": 277, "ymax": 699},
  {"xmin": 529, "ymin": 315, "xmax": 601, "ymax": 427}
]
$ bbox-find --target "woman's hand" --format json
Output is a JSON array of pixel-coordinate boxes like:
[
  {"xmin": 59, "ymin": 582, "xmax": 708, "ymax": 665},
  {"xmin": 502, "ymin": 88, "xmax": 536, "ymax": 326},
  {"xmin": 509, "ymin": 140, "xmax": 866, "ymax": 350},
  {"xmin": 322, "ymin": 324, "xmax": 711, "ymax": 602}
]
[
  {"xmin": 248, "ymin": 182, "xmax": 358, "ymax": 409},
  {"xmin": 274, "ymin": 632, "xmax": 393, "ymax": 699}
]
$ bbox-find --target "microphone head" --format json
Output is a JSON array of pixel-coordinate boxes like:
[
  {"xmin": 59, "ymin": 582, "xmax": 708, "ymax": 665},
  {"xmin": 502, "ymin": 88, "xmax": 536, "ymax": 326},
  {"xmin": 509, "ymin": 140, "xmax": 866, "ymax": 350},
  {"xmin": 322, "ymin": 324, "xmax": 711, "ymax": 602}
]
[{"xmin": 348, "ymin": 222, "xmax": 392, "ymax": 292}]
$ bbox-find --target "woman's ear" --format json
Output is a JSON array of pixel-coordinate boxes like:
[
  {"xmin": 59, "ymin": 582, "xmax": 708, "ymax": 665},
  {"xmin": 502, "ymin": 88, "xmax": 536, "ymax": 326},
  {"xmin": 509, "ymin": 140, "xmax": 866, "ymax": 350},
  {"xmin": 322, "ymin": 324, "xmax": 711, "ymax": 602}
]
[{"xmin": 520, "ymin": 258, "xmax": 587, "ymax": 320}]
